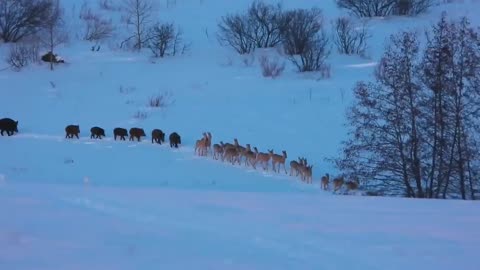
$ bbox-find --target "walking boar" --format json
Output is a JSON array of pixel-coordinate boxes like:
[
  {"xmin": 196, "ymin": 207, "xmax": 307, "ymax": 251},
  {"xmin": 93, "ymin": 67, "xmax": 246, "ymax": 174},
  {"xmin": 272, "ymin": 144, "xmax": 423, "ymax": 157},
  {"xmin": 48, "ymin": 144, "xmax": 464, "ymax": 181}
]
[
  {"xmin": 90, "ymin": 126, "xmax": 105, "ymax": 139},
  {"xmin": 65, "ymin": 125, "xmax": 80, "ymax": 139},
  {"xmin": 151, "ymin": 129, "xmax": 165, "ymax": 144},
  {"xmin": 129, "ymin": 127, "xmax": 146, "ymax": 142},
  {"xmin": 169, "ymin": 132, "xmax": 181, "ymax": 148},
  {"xmin": 0, "ymin": 118, "xmax": 18, "ymax": 136},
  {"xmin": 113, "ymin": 128, "xmax": 128, "ymax": 141}
]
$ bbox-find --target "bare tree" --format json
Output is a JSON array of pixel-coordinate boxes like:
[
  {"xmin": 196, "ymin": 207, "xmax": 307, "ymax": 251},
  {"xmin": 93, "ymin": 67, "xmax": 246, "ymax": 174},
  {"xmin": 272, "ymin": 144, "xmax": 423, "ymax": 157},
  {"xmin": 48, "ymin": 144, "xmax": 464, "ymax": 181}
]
[
  {"xmin": 332, "ymin": 16, "xmax": 370, "ymax": 56},
  {"xmin": 420, "ymin": 13, "xmax": 480, "ymax": 199},
  {"xmin": 246, "ymin": 0, "xmax": 284, "ymax": 48},
  {"xmin": 334, "ymin": 13, "xmax": 480, "ymax": 200},
  {"xmin": 147, "ymin": 22, "xmax": 186, "ymax": 58},
  {"xmin": 217, "ymin": 13, "xmax": 254, "ymax": 54},
  {"xmin": 0, "ymin": 0, "xmax": 53, "ymax": 42},
  {"xmin": 335, "ymin": 31, "xmax": 424, "ymax": 197},
  {"xmin": 121, "ymin": 0, "xmax": 154, "ymax": 50},
  {"xmin": 280, "ymin": 8, "xmax": 323, "ymax": 56},
  {"xmin": 80, "ymin": 3, "xmax": 114, "ymax": 43},
  {"xmin": 39, "ymin": 0, "xmax": 68, "ymax": 70}
]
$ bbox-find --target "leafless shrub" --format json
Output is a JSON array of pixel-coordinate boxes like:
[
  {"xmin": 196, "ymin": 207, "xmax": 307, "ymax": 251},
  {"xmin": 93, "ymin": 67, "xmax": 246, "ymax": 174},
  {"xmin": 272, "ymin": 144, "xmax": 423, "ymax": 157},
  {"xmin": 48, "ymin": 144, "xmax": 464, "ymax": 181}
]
[
  {"xmin": 280, "ymin": 8, "xmax": 324, "ymax": 56},
  {"xmin": 133, "ymin": 110, "xmax": 148, "ymax": 120},
  {"xmin": 333, "ymin": 16, "xmax": 370, "ymax": 56},
  {"xmin": 287, "ymin": 28, "xmax": 331, "ymax": 73},
  {"xmin": 395, "ymin": 0, "xmax": 434, "ymax": 16},
  {"xmin": 336, "ymin": 0, "xmax": 434, "ymax": 17},
  {"xmin": 217, "ymin": 13, "xmax": 254, "ymax": 54},
  {"xmin": 80, "ymin": 4, "xmax": 115, "ymax": 42},
  {"xmin": 6, "ymin": 42, "xmax": 40, "ymax": 71},
  {"xmin": 147, "ymin": 22, "xmax": 187, "ymax": 57},
  {"xmin": 0, "ymin": 0, "xmax": 54, "ymax": 42},
  {"xmin": 147, "ymin": 91, "xmax": 175, "ymax": 108},
  {"xmin": 217, "ymin": 0, "xmax": 285, "ymax": 54},
  {"xmin": 259, "ymin": 54, "xmax": 285, "ymax": 78}
]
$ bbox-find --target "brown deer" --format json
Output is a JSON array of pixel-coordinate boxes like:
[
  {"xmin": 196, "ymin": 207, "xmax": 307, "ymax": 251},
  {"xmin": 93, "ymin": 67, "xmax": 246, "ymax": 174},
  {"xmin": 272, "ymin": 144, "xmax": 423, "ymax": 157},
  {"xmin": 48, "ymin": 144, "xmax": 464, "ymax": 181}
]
[
  {"xmin": 212, "ymin": 143, "xmax": 224, "ymax": 160},
  {"xmin": 300, "ymin": 165, "xmax": 313, "ymax": 183},
  {"xmin": 333, "ymin": 176, "xmax": 345, "ymax": 192},
  {"xmin": 253, "ymin": 147, "xmax": 271, "ymax": 171},
  {"xmin": 345, "ymin": 178, "xmax": 359, "ymax": 192},
  {"xmin": 321, "ymin": 173, "xmax": 330, "ymax": 190},
  {"xmin": 289, "ymin": 158, "xmax": 302, "ymax": 177},
  {"xmin": 223, "ymin": 147, "xmax": 240, "ymax": 165},
  {"xmin": 195, "ymin": 133, "xmax": 208, "ymax": 156},
  {"xmin": 220, "ymin": 141, "xmax": 235, "ymax": 160},
  {"xmin": 234, "ymin": 138, "xmax": 247, "ymax": 162},
  {"xmin": 244, "ymin": 144, "xmax": 257, "ymax": 167},
  {"xmin": 205, "ymin": 132, "xmax": 212, "ymax": 155},
  {"xmin": 268, "ymin": 150, "xmax": 287, "ymax": 174}
]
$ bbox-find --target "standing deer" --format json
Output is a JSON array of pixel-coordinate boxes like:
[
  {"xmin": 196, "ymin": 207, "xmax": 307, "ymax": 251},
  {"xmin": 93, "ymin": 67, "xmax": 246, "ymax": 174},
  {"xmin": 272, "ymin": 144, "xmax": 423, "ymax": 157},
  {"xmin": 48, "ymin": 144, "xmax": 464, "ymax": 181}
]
[
  {"xmin": 321, "ymin": 173, "xmax": 330, "ymax": 190},
  {"xmin": 268, "ymin": 150, "xmax": 287, "ymax": 174},
  {"xmin": 253, "ymin": 147, "xmax": 271, "ymax": 171},
  {"xmin": 333, "ymin": 176, "xmax": 345, "ymax": 192},
  {"xmin": 300, "ymin": 165, "xmax": 313, "ymax": 183},
  {"xmin": 195, "ymin": 133, "xmax": 209, "ymax": 156},
  {"xmin": 212, "ymin": 143, "xmax": 224, "ymax": 160}
]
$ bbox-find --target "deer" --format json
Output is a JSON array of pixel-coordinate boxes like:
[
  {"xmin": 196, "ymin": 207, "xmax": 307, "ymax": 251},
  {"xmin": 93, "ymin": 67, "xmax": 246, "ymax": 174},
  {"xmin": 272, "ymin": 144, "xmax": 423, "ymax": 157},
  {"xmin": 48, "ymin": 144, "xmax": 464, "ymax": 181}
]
[
  {"xmin": 289, "ymin": 158, "xmax": 303, "ymax": 177},
  {"xmin": 300, "ymin": 165, "xmax": 313, "ymax": 183},
  {"xmin": 253, "ymin": 147, "xmax": 271, "ymax": 171},
  {"xmin": 212, "ymin": 143, "xmax": 224, "ymax": 160},
  {"xmin": 332, "ymin": 176, "xmax": 345, "ymax": 192},
  {"xmin": 234, "ymin": 138, "xmax": 247, "ymax": 162},
  {"xmin": 345, "ymin": 178, "xmax": 359, "ymax": 192},
  {"xmin": 244, "ymin": 144, "xmax": 257, "ymax": 167},
  {"xmin": 296, "ymin": 157, "xmax": 308, "ymax": 181},
  {"xmin": 195, "ymin": 133, "xmax": 209, "ymax": 156},
  {"xmin": 205, "ymin": 132, "xmax": 212, "ymax": 155},
  {"xmin": 223, "ymin": 147, "xmax": 240, "ymax": 165},
  {"xmin": 268, "ymin": 150, "xmax": 287, "ymax": 174},
  {"xmin": 220, "ymin": 141, "xmax": 235, "ymax": 160},
  {"xmin": 321, "ymin": 173, "xmax": 330, "ymax": 190}
]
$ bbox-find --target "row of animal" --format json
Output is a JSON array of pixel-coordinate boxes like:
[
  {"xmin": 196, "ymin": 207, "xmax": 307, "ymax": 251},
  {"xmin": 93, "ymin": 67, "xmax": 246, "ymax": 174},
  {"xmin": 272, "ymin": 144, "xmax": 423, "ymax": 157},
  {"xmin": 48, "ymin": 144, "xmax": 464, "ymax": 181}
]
[
  {"xmin": 193, "ymin": 132, "xmax": 359, "ymax": 192},
  {"xmin": 1, "ymin": 118, "xmax": 359, "ymax": 192},
  {"xmin": 193, "ymin": 132, "xmax": 314, "ymax": 180},
  {"xmin": 64, "ymin": 125, "xmax": 182, "ymax": 148}
]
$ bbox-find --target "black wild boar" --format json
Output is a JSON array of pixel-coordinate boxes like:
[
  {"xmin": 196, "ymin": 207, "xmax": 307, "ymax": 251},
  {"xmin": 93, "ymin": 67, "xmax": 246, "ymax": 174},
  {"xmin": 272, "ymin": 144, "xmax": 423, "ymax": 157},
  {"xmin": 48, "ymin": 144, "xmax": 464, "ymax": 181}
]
[
  {"xmin": 113, "ymin": 127, "xmax": 128, "ymax": 141},
  {"xmin": 0, "ymin": 118, "xmax": 18, "ymax": 136},
  {"xmin": 169, "ymin": 132, "xmax": 181, "ymax": 148},
  {"xmin": 90, "ymin": 126, "xmax": 105, "ymax": 139},
  {"xmin": 151, "ymin": 129, "xmax": 165, "ymax": 144},
  {"xmin": 129, "ymin": 127, "xmax": 146, "ymax": 142},
  {"xmin": 65, "ymin": 125, "xmax": 80, "ymax": 139}
]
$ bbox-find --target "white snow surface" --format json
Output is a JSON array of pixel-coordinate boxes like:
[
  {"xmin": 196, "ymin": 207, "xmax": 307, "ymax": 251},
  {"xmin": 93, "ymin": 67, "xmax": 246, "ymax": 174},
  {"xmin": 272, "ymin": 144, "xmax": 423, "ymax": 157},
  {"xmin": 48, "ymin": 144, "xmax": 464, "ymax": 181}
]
[{"xmin": 1, "ymin": 0, "xmax": 480, "ymax": 269}]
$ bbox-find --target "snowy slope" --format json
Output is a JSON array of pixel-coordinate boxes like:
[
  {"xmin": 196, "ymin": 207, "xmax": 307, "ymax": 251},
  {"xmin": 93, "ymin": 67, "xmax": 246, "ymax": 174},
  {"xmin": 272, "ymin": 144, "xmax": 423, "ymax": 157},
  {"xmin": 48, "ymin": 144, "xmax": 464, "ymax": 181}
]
[{"xmin": 1, "ymin": 0, "xmax": 480, "ymax": 269}]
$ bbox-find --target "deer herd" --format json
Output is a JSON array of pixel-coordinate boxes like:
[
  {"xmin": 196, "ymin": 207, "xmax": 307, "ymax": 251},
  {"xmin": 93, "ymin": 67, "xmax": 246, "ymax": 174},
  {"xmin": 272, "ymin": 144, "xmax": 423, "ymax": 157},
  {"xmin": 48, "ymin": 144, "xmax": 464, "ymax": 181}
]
[{"xmin": 194, "ymin": 132, "xmax": 360, "ymax": 193}]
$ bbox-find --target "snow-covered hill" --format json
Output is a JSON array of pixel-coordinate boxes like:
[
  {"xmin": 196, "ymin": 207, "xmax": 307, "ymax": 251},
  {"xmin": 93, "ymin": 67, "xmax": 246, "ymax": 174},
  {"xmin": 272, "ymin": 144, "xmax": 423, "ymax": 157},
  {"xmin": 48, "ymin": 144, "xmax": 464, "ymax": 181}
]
[{"xmin": 1, "ymin": 0, "xmax": 480, "ymax": 269}]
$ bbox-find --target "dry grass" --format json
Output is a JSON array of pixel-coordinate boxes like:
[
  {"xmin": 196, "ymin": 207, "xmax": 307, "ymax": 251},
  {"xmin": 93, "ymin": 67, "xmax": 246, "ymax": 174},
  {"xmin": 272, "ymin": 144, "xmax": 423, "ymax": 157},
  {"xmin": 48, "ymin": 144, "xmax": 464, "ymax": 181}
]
[{"xmin": 259, "ymin": 55, "xmax": 285, "ymax": 78}]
